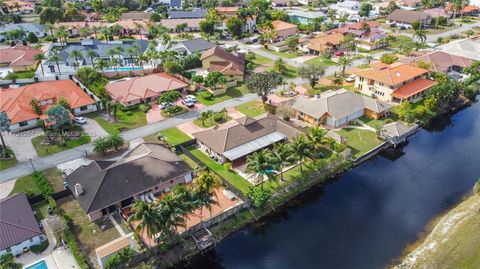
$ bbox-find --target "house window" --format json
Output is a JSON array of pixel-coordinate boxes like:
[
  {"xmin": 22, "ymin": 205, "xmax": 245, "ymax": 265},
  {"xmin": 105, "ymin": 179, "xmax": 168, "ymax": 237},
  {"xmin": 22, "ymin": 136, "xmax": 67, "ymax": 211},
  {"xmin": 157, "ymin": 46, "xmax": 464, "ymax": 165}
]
[
  {"xmin": 80, "ymin": 105, "xmax": 88, "ymax": 111},
  {"xmin": 19, "ymin": 121, "xmax": 29, "ymax": 127},
  {"xmin": 30, "ymin": 238, "xmax": 34, "ymax": 242}
]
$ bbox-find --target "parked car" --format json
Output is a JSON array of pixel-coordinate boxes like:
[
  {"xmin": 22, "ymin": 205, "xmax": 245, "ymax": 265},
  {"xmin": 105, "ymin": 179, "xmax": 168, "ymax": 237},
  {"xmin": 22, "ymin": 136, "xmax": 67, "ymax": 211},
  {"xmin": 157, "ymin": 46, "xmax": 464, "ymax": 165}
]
[
  {"xmin": 73, "ymin": 116, "xmax": 87, "ymax": 124},
  {"xmin": 335, "ymin": 51, "xmax": 344, "ymax": 57},
  {"xmin": 159, "ymin": 102, "xmax": 172, "ymax": 110},
  {"xmin": 346, "ymin": 75, "xmax": 356, "ymax": 82},
  {"xmin": 182, "ymin": 99, "xmax": 195, "ymax": 108},
  {"xmin": 185, "ymin": 95, "xmax": 197, "ymax": 102}
]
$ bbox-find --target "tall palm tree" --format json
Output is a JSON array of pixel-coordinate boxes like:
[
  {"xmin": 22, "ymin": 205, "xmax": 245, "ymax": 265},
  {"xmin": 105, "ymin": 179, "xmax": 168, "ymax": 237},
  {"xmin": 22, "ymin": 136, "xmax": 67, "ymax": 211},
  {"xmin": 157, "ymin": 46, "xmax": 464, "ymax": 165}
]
[
  {"xmin": 113, "ymin": 46, "xmax": 124, "ymax": 66},
  {"xmin": 291, "ymin": 135, "xmax": 313, "ymax": 173},
  {"xmin": 69, "ymin": 49, "xmax": 83, "ymax": 70},
  {"xmin": 95, "ymin": 58, "xmax": 109, "ymax": 73},
  {"xmin": 271, "ymin": 143, "xmax": 295, "ymax": 182},
  {"xmin": 79, "ymin": 27, "xmax": 90, "ymax": 39},
  {"xmin": 34, "ymin": 53, "xmax": 45, "ymax": 77},
  {"xmin": 194, "ymin": 171, "xmax": 222, "ymax": 197},
  {"xmin": 413, "ymin": 29, "xmax": 427, "ymax": 44},
  {"xmin": 128, "ymin": 200, "xmax": 162, "ymax": 245},
  {"xmin": 85, "ymin": 50, "xmax": 98, "ymax": 68},
  {"xmin": 125, "ymin": 47, "xmax": 135, "ymax": 66},
  {"xmin": 157, "ymin": 195, "xmax": 188, "ymax": 237},
  {"xmin": 55, "ymin": 26, "xmax": 68, "ymax": 45},
  {"xmin": 48, "ymin": 52, "xmax": 63, "ymax": 75},
  {"xmin": 307, "ymin": 124, "xmax": 327, "ymax": 150},
  {"xmin": 245, "ymin": 149, "xmax": 276, "ymax": 187},
  {"xmin": 99, "ymin": 27, "xmax": 111, "ymax": 44},
  {"xmin": 131, "ymin": 43, "xmax": 141, "ymax": 58},
  {"xmin": 337, "ymin": 56, "xmax": 353, "ymax": 77}
]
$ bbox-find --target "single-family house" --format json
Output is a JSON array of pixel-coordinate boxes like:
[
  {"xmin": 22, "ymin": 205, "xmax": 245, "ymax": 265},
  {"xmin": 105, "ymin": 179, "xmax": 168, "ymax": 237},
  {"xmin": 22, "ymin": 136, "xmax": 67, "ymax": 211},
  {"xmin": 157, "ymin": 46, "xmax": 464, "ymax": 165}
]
[
  {"xmin": 168, "ymin": 9, "xmax": 207, "ymax": 19},
  {"xmin": 329, "ymin": 21, "xmax": 386, "ymax": 50},
  {"xmin": 156, "ymin": 0, "xmax": 182, "ymax": 9},
  {"xmin": 171, "ymin": 38, "xmax": 215, "ymax": 55},
  {"xmin": 66, "ymin": 143, "xmax": 195, "ymax": 221},
  {"xmin": 0, "ymin": 23, "xmax": 46, "ymax": 38},
  {"xmin": 4, "ymin": 0, "xmax": 34, "ymax": 14},
  {"xmin": 289, "ymin": 89, "xmax": 391, "ymax": 128},
  {"xmin": 201, "ymin": 46, "xmax": 245, "ymax": 82},
  {"xmin": 55, "ymin": 21, "xmax": 107, "ymax": 38},
  {"xmin": 0, "ymin": 80, "xmax": 98, "ymax": 131},
  {"xmin": 436, "ymin": 38, "xmax": 480, "ymax": 61},
  {"xmin": 423, "ymin": 7, "xmax": 450, "ymax": 19},
  {"xmin": 399, "ymin": 51, "xmax": 474, "ymax": 74},
  {"xmin": 43, "ymin": 39, "xmax": 149, "ymax": 75},
  {"xmin": 0, "ymin": 193, "xmax": 45, "ymax": 257},
  {"xmin": 332, "ymin": 0, "xmax": 361, "ymax": 21},
  {"xmin": 0, "ymin": 45, "xmax": 42, "ymax": 76},
  {"xmin": 215, "ymin": 6, "xmax": 239, "ymax": 17},
  {"xmin": 106, "ymin": 73, "xmax": 189, "ymax": 106},
  {"xmin": 119, "ymin": 11, "xmax": 152, "ymax": 21},
  {"xmin": 193, "ymin": 114, "xmax": 303, "ymax": 167},
  {"xmin": 271, "ymin": 20, "xmax": 299, "ymax": 41},
  {"xmin": 307, "ymin": 32, "xmax": 344, "ymax": 55},
  {"xmin": 398, "ymin": 0, "xmax": 421, "ymax": 10},
  {"xmin": 386, "ymin": 9, "xmax": 431, "ymax": 28},
  {"xmin": 445, "ymin": 3, "xmax": 480, "ymax": 17},
  {"xmin": 160, "ymin": 18, "xmax": 203, "ymax": 32},
  {"xmin": 353, "ymin": 62, "xmax": 437, "ymax": 103},
  {"xmin": 287, "ymin": 9, "xmax": 327, "ymax": 25}
]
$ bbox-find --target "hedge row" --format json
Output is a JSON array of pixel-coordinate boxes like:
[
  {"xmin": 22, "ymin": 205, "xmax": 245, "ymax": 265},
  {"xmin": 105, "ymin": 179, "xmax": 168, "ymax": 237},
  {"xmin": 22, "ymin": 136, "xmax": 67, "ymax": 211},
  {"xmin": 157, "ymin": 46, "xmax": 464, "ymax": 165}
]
[
  {"xmin": 63, "ymin": 227, "xmax": 90, "ymax": 269},
  {"xmin": 32, "ymin": 172, "xmax": 53, "ymax": 197}
]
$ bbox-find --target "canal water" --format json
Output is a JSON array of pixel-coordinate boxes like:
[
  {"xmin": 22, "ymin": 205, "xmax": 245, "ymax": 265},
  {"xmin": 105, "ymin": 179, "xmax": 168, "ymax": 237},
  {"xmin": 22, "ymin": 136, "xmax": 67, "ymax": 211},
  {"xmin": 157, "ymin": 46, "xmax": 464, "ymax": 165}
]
[{"xmin": 181, "ymin": 101, "xmax": 480, "ymax": 269}]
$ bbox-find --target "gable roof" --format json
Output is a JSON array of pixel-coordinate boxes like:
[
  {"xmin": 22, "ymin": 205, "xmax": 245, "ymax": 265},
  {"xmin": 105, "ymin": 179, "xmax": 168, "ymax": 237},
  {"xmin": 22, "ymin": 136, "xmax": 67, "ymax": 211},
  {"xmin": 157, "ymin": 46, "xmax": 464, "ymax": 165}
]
[
  {"xmin": 387, "ymin": 9, "xmax": 430, "ymax": 23},
  {"xmin": 353, "ymin": 63, "xmax": 428, "ymax": 86},
  {"xmin": 168, "ymin": 9, "xmax": 207, "ymax": 19},
  {"xmin": 0, "ymin": 45, "xmax": 42, "ymax": 67},
  {"xmin": 201, "ymin": 46, "xmax": 245, "ymax": 75},
  {"xmin": 0, "ymin": 80, "xmax": 96, "ymax": 124},
  {"xmin": 65, "ymin": 143, "xmax": 193, "ymax": 214},
  {"xmin": 381, "ymin": 122, "xmax": 412, "ymax": 138},
  {"xmin": 399, "ymin": 51, "xmax": 474, "ymax": 72},
  {"xmin": 272, "ymin": 20, "xmax": 298, "ymax": 32},
  {"xmin": 289, "ymin": 89, "xmax": 391, "ymax": 119},
  {"xmin": 307, "ymin": 33, "xmax": 344, "ymax": 52},
  {"xmin": 0, "ymin": 193, "xmax": 42, "ymax": 250},
  {"xmin": 193, "ymin": 114, "xmax": 302, "ymax": 155},
  {"xmin": 106, "ymin": 73, "xmax": 189, "ymax": 103},
  {"xmin": 179, "ymin": 38, "xmax": 215, "ymax": 53}
]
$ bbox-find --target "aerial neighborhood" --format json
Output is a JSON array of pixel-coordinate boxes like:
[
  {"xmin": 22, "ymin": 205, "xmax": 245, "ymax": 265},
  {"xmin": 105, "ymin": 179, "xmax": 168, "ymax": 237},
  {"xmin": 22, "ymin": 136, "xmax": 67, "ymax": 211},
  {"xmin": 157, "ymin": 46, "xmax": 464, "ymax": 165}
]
[{"xmin": 0, "ymin": 0, "xmax": 479, "ymax": 269}]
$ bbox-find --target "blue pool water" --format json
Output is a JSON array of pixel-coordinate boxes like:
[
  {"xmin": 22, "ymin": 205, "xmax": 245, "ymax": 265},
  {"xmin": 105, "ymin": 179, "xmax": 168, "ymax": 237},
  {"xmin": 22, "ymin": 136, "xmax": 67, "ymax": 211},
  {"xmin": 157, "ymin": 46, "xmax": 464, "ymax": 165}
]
[
  {"xmin": 25, "ymin": 260, "xmax": 48, "ymax": 269},
  {"xmin": 108, "ymin": 67, "xmax": 142, "ymax": 72}
]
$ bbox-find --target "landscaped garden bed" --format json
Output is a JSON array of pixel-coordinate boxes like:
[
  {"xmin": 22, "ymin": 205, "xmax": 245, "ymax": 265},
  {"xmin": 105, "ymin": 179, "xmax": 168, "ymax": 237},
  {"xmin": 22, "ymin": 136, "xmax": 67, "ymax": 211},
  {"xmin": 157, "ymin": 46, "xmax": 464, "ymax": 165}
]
[
  {"xmin": 193, "ymin": 110, "xmax": 232, "ymax": 128},
  {"xmin": 160, "ymin": 105, "xmax": 189, "ymax": 118},
  {"xmin": 31, "ymin": 127, "xmax": 91, "ymax": 157}
]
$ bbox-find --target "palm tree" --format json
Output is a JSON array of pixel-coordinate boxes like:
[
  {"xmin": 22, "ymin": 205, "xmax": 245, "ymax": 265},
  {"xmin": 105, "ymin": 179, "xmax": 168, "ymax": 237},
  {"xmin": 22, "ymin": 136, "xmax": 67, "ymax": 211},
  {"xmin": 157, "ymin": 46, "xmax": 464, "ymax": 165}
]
[
  {"xmin": 48, "ymin": 52, "xmax": 63, "ymax": 75},
  {"xmin": 95, "ymin": 58, "xmax": 109, "ymax": 73},
  {"xmin": 413, "ymin": 29, "xmax": 427, "ymax": 44},
  {"xmin": 134, "ymin": 22, "xmax": 145, "ymax": 39},
  {"xmin": 93, "ymin": 137, "xmax": 109, "ymax": 154},
  {"xmin": 271, "ymin": 143, "xmax": 295, "ymax": 182},
  {"xmin": 128, "ymin": 200, "xmax": 162, "ymax": 245},
  {"xmin": 307, "ymin": 124, "xmax": 327, "ymax": 150},
  {"xmin": 131, "ymin": 43, "xmax": 141, "ymax": 58},
  {"xmin": 69, "ymin": 49, "xmax": 83, "ymax": 70},
  {"xmin": 34, "ymin": 53, "xmax": 45, "ymax": 77},
  {"xmin": 291, "ymin": 135, "xmax": 313, "ymax": 173},
  {"xmin": 55, "ymin": 26, "xmax": 68, "ymax": 45},
  {"xmin": 79, "ymin": 27, "xmax": 90, "ymax": 39},
  {"xmin": 337, "ymin": 56, "xmax": 353, "ymax": 77},
  {"xmin": 157, "ymin": 195, "xmax": 188, "ymax": 236},
  {"xmin": 107, "ymin": 132, "xmax": 124, "ymax": 150},
  {"xmin": 245, "ymin": 149, "xmax": 276, "ymax": 187},
  {"xmin": 85, "ymin": 50, "xmax": 98, "ymax": 68},
  {"xmin": 99, "ymin": 27, "xmax": 111, "ymax": 44},
  {"xmin": 113, "ymin": 46, "xmax": 124, "ymax": 66},
  {"xmin": 194, "ymin": 171, "xmax": 222, "ymax": 197}
]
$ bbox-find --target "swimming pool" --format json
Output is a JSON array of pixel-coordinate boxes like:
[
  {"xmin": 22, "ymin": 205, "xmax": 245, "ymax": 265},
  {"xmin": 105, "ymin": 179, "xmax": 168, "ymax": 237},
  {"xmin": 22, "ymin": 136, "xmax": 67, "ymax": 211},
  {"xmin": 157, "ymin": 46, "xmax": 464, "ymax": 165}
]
[
  {"xmin": 107, "ymin": 66, "xmax": 143, "ymax": 72},
  {"xmin": 25, "ymin": 260, "xmax": 48, "ymax": 269}
]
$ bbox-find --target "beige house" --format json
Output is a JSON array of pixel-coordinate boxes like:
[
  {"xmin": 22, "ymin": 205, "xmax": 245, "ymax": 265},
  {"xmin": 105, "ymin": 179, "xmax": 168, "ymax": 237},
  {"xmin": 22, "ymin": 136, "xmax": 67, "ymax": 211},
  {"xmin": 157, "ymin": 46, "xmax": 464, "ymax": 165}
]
[
  {"xmin": 353, "ymin": 62, "xmax": 437, "ymax": 103},
  {"xmin": 271, "ymin": 20, "xmax": 298, "ymax": 41},
  {"xmin": 201, "ymin": 46, "xmax": 245, "ymax": 82}
]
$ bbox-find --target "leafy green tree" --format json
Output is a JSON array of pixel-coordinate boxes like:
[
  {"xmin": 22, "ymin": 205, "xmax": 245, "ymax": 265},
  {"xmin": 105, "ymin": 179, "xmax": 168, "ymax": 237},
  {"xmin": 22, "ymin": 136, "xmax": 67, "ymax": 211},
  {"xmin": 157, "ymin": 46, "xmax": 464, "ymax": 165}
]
[
  {"xmin": 0, "ymin": 253, "xmax": 22, "ymax": 269},
  {"xmin": 75, "ymin": 66, "xmax": 103, "ymax": 86},
  {"xmin": 246, "ymin": 71, "xmax": 283, "ymax": 105},
  {"xmin": 273, "ymin": 58, "xmax": 287, "ymax": 74},
  {"xmin": 163, "ymin": 60, "xmax": 183, "ymax": 75},
  {"xmin": 26, "ymin": 32, "xmax": 39, "ymax": 44},
  {"xmin": 285, "ymin": 35, "xmax": 299, "ymax": 52},
  {"xmin": 57, "ymin": 97, "xmax": 71, "ymax": 111},
  {"xmin": 299, "ymin": 63, "xmax": 325, "ymax": 89},
  {"xmin": 204, "ymin": 71, "xmax": 227, "ymax": 91},
  {"xmin": 247, "ymin": 186, "xmax": 271, "ymax": 208},
  {"xmin": 226, "ymin": 16, "xmax": 244, "ymax": 39},
  {"xmin": 380, "ymin": 53, "xmax": 398, "ymax": 64},
  {"xmin": 246, "ymin": 149, "xmax": 276, "ymax": 187},
  {"xmin": 39, "ymin": 7, "xmax": 63, "ymax": 24},
  {"xmin": 359, "ymin": 3, "xmax": 372, "ymax": 17},
  {"xmin": 291, "ymin": 135, "xmax": 313, "ymax": 173},
  {"xmin": 199, "ymin": 20, "xmax": 215, "ymax": 35},
  {"xmin": 158, "ymin": 91, "xmax": 181, "ymax": 104},
  {"xmin": 105, "ymin": 248, "xmax": 134, "ymax": 269},
  {"xmin": 46, "ymin": 105, "xmax": 71, "ymax": 132}
]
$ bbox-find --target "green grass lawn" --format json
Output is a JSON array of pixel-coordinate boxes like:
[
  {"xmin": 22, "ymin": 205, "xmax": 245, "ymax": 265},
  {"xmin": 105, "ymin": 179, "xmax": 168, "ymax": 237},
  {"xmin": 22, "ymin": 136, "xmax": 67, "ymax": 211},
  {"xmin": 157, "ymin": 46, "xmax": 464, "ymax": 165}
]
[
  {"xmin": 32, "ymin": 133, "xmax": 91, "ymax": 157},
  {"xmin": 194, "ymin": 83, "xmax": 250, "ymax": 106},
  {"xmin": 4, "ymin": 70, "xmax": 36, "ymax": 79},
  {"xmin": 88, "ymin": 110, "xmax": 147, "ymax": 134},
  {"xmin": 259, "ymin": 48, "xmax": 302, "ymax": 59},
  {"xmin": 389, "ymin": 36, "xmax": 413, "ymax": 49},
  {"xmin": 359, "ymin": 114, "xmax": 399, "ymax": 130},
  {"xmin": 31, "ymin": 200, "xmax": 49, "ymax": 220},
  {"xmin": 266, "ymin": 64, "xmax": 298, "ymax": 78},
  {"xmin": 251, "ymin": 54, "xmax": 273, "ymax": 67},
  {"xmin": 235, "ymin": 100, "xmax": 265, "ymax": 118},
  {"xmin": 144, "ymin": 127, "xmax": 192, "ymax": 146},
  {"xmin": 335, "ymin": 128, "xmax": 383, "ymax": 158},
  {"xmin": 304, "ymin": 57, "xmax": 337, "ymax": 66},
  {"xmin": 9, "ymin": 168, "xmax": 66, "ymax": 196},
  {"xmin": 0, "ymin": 154, "xmax": 16, "ymax": 171},
  {"xmin": 193, "ymin": 114, "xmax": 232, "ymax": 128},
  {"xmin": 189, "ymin": 148, "xmax": 252, "ymax": 194}
]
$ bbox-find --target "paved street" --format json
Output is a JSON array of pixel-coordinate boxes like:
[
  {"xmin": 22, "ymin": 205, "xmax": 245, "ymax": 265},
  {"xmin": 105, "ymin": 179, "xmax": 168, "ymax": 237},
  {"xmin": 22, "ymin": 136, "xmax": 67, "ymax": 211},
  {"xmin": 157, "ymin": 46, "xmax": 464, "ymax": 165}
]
[{"xmin": 382, "ymin": 21, "xmax": 480, "ymax": 42}]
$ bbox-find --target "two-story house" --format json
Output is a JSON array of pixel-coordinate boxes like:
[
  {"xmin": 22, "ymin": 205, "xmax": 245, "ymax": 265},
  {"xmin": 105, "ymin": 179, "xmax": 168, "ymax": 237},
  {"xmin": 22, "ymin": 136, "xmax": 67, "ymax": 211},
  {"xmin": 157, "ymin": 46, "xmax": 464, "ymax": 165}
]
[
  {"xmin": 201, "ymin": 46, "xmax": 245, "ymax": 82},
  {"xmin": 353, "ymin": 62, "xmax": 437, "ymax": 103},
  {"xmin": 329, "ymin": 21, "xmax": 387, "ymax": 51}
]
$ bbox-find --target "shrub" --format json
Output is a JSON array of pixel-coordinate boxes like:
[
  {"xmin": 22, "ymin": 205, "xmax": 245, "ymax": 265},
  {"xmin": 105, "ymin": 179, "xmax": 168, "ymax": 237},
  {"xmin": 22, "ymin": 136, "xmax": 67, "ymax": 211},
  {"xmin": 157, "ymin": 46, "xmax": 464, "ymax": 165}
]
[
  {"xmin": 213, "ymin": 112, "xmax": 224, "ymax": 122},
  {"xmin": 63, "ymin": 230, "xmax": 89, "ymax": 269},
  {"xmin": 334, "ymin": 143, "xmax": 347, "ymax": 153},
  {"xmin": 139, "ymin": 104, "xmax": 150, "ymax": 113},
  {"xmin": 201, "ymin": 91, "xmax": 214, "ymax": 100},
  {"xmin": 32, "ymin": 172, "xmax": 53, "ymax": 197},
  {"xmin": 247, "ymin": 187, "xmax": 271, "ymax": 208},
  {"xmin": 126, "ymin": 111, "xmax": 133, "ymax": 116},
  {"xmin": 30, "ymin": 240, "xmax": 49, "ymax": 253}
]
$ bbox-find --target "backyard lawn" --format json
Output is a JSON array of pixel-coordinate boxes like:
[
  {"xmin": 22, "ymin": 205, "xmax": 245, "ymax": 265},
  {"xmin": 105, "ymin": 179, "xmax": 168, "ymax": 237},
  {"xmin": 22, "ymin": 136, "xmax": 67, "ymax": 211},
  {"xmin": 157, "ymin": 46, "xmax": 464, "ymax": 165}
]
[
  {"xmin": 304, "ymin": 57, "xmax": 337, "ymax": 66},
  {"xmin": 335, "ymin": 128, "xmax": 383, "ymax": 158},
  {"xmin": 31, "ymin": 132, "xmax": 91, "ymax": 157},
  {"xmin": 31, "ymin": 200, "xmax": 49, "ymax": 220},
  {"xmin": 194, "ymin": 83, "xmax": 250, "ymax": 106},
  {"xmin": 88, "ymin": 110, "xmax": 147, "ymax": 134},
  {"xmin": 144, "ymin": 127, "xmax": 192, "ymax": 146},
  {"xmin": 235, "ymin": 100, "xmax": 265, "ymax": 118},
  {"xmin": 359, "ymin": 114, "xmax": 399, "ymax": 130},
  {"xmin": 58, "ymin": 197, "xmax": 121, "ymax": 261},
  {"xmin": 260, "ymin": 48, "xmax": 302, "ymax": 59}
]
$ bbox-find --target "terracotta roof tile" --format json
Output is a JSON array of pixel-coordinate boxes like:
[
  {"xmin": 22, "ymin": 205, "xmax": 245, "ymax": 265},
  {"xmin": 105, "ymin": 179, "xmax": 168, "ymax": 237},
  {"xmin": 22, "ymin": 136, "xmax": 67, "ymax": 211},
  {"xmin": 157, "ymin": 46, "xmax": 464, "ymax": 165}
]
[
  {"xmin": 391, "ymin": 78, "xmax": 437, "ymax": 99},
  {"xmin": 353, "ymin": 63, "xmax": 428, "ymax": 86},
  {"xmin": 0, "ymin": 45, "xmax": 42, "ymax": 67},
  {"xmin": 272, "ymin": 20, "xmax": 298, "ymax": 32}
]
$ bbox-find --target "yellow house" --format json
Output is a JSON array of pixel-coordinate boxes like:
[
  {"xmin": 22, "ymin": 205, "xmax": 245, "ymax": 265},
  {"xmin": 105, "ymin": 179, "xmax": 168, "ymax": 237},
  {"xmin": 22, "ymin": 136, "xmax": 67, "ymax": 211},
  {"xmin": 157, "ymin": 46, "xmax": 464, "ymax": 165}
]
[{"xmin": 201, "ymin": 46, "xmax": 245, "ymax": 82}]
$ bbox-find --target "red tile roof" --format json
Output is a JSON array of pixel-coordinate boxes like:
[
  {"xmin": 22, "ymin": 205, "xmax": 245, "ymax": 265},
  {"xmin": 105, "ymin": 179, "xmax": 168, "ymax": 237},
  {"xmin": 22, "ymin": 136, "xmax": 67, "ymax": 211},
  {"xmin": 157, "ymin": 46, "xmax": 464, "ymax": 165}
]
[
  {"xmin": 105, "ymin": 73, "xmax": 189, "ymax": 103},
  {"xmin": 272, "ymin": 20, "xmax": 298, "ymax": 32},
  {"xmin": 0, "ymin": 45, "xmax": 42, "ymax": 68},
  {"xmin": 353, "ymin": 63, "xmax": 428, "ymax": 86},
  {"xmin": 391, "ymin": 78, "xmax": 437, "ymax": 99},
  {"xmin": 0, "ymin": 80, "xmax": 96, "ymax": 124},
  {"xmin": 201, "ymin": 46, "xmax": 245, "ymax": 76}
]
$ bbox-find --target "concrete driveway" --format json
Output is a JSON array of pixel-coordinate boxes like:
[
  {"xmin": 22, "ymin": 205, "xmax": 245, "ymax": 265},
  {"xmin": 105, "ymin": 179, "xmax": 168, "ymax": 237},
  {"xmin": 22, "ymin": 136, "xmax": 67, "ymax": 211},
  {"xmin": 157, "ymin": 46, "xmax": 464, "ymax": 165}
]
[
  {"xmin": 2, "ymin": 129, "xmax": 41, "ymax": 162},
  {"xmin": 81, "ymin": 118, "xmax": 108, "ymax": 141}
]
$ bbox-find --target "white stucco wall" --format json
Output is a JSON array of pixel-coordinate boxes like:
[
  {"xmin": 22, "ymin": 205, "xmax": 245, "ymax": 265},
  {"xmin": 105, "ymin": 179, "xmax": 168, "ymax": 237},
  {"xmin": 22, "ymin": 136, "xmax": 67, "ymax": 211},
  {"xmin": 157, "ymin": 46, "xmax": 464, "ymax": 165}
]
[
  {"xmin": 0, "ymin": 235, "xmax": 43, "ymax": 256},
  {"xmin": 74, "ymin": 104, "xmax": 98, "ymax": 115},
  {"xmin": 9, "ymin": 118, "xmax": 39, "ymax": 132}
]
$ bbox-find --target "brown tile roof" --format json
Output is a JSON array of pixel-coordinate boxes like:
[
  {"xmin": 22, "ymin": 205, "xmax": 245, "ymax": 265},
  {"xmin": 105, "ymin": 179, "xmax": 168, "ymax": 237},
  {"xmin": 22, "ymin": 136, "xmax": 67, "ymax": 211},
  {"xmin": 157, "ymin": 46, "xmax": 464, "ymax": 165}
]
[
  {"xmin": 201, "ymin": 46, "xmax": 245, "ymax": 76},
  {"xmin": 0, "ymin": 45, "xmax": 42, "ymax": 67},
  {"xmin": 106, "ymin": 73, "xmax": 189, "ymax": 103},
  {"xmin": 0, "ymin": 80, "xmax": 96, "ymax": 124},
  {"xmin": 160, "ymin": 18, "xmax": 203, "ymax": 30},
  {"xmin": 215, "ymin": 6, "xmax": 239, "ymax": 14},
  {"xmin": 391, "ymin": 78, "xmax": 437, "ymax": 99},
  {"xmin": 307, "ymin": 33, "xmax": 344, "ymax": 52},
  {"xmin": 0, "ymin": 193, "xmax": 42, "ymax": 250},
  {"xmin": 353, "ymin": 63, "xmax": 428, "ymax": 86},
  {"xmin": 120, "ymin": 11, "xmax": 151, "ymax": 21},
  {"xmin": 65, "ymin": 143, "xmax": 194, "ymax": 214},
  {"xmin": 193, "ymin": 114, "xmax": 302, "ymax": 155},
  {"xmin": 387, "ymin": 9, "xmax": 430, "ymax": 24},
  {"xmin": 272, "ymin": 20, "xmax": 298, "ymax": 32},
  {"xmin": 331, "ymin": 21, "xmax": 381, "ymax": 34},
  {"xmin": 399, "ymin": 51, "xmax": 474, "ymax": 72}
]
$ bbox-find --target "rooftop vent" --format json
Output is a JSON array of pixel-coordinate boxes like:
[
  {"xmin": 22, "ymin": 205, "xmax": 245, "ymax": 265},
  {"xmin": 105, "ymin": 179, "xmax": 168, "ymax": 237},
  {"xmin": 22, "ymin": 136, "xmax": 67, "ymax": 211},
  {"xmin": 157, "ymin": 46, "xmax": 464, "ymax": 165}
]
[
  {"xmin": 74, "ymin": 183, "xmax": 84, "ymax": 196},
  {"xmin": 395, "ymin": 72, "xmax": 401, "ymax": 77}
]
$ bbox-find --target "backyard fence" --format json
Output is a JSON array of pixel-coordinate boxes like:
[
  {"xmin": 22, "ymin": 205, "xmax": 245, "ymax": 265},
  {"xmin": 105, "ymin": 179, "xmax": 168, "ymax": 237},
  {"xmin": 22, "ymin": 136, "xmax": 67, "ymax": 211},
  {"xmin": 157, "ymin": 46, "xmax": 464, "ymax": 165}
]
[
  {"xmin": 71, "ymin": 76, "xmax": 104, "ymax": 110},
  {"xmin": 27, "ymin": 189, "xmax": 72, "ymax": 204}
]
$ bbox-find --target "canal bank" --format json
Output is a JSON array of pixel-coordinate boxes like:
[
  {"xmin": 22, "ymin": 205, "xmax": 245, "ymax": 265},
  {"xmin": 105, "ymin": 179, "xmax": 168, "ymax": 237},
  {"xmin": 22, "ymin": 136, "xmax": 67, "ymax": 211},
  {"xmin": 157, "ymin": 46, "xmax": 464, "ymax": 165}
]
[{"xmin": 177, "ymin": 100, "xmax": 480, "ymax": 269}]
